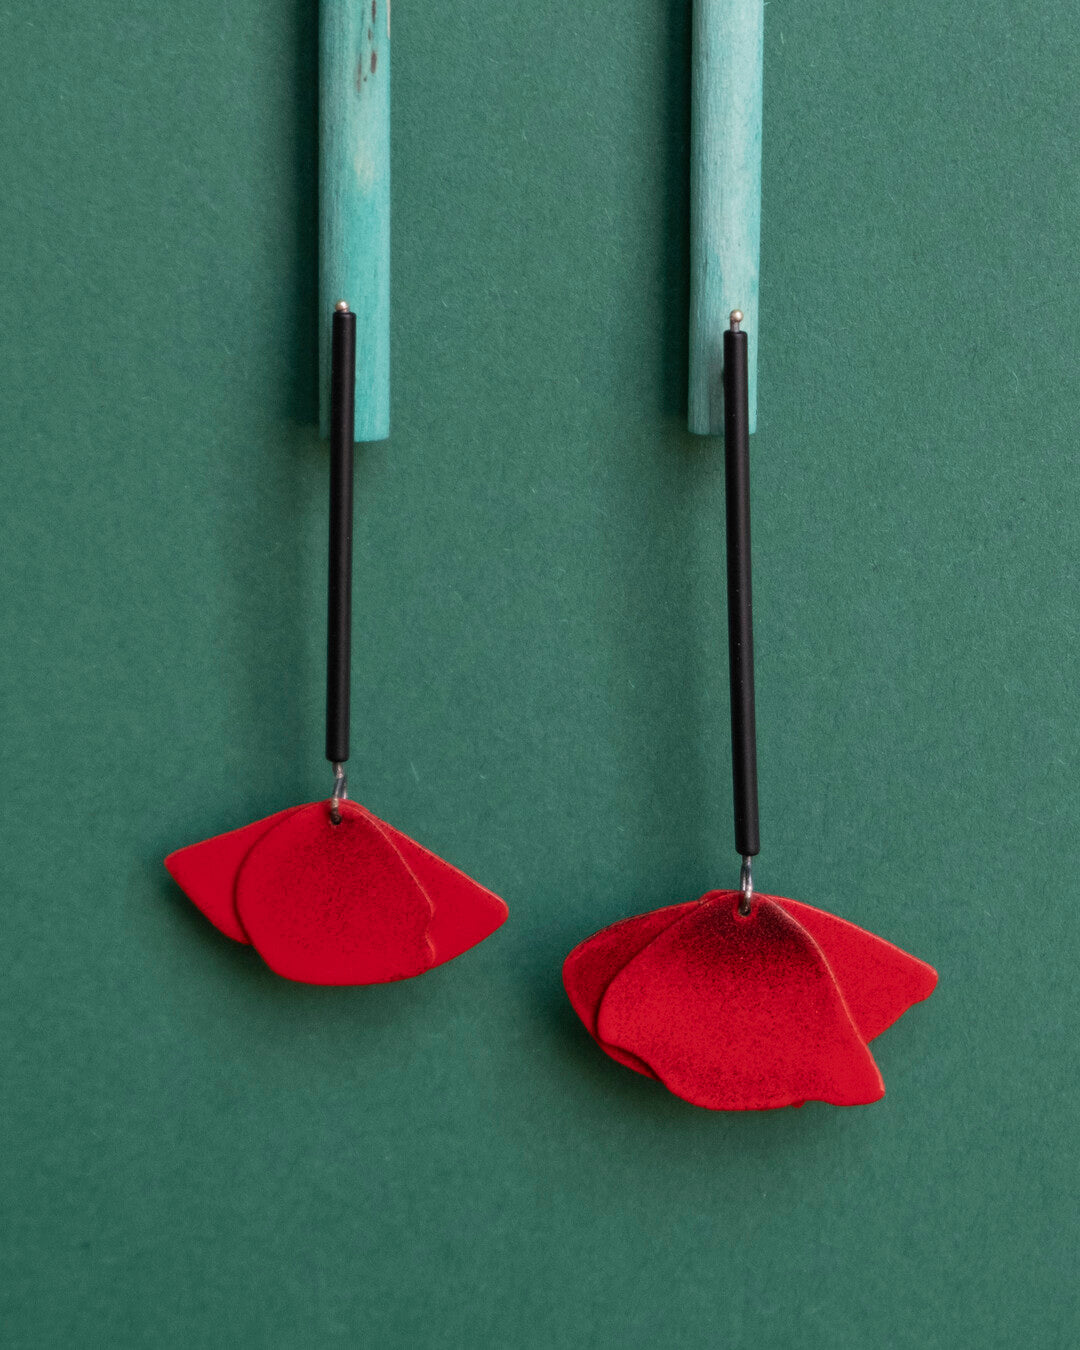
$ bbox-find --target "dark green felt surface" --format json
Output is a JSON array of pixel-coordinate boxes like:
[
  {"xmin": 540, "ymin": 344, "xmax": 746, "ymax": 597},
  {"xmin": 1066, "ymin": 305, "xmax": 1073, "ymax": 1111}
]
[{"xmin": 2, "ymin": 1, "xmax": 1078, "ymax": 1345}]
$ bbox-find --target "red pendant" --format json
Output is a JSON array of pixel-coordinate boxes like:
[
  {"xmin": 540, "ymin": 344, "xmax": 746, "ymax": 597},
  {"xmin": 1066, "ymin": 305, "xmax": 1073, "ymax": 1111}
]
[
  {"xmin": 166, "ymin": 800, "xmax": 507, "ymax": 984},
  {"xmin": 564, "ymin": 890, "xmax": 936, "ymax": 1110}
]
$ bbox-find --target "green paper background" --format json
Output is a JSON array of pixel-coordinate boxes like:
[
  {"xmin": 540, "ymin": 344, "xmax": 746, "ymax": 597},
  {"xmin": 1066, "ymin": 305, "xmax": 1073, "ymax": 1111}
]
[{"xmin": 2, "ymin": 2, "xmax": 1078, "ymax": 1345}]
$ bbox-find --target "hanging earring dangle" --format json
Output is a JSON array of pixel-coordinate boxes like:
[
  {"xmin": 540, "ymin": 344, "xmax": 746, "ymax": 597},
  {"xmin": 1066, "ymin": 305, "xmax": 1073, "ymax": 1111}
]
[
  {"xmin": 562, "ymin": 1, "xmax": 935, "ymax": 1109},
  {"xmin": 564, "ymin": 316, "xmax": 935, "ymax": 1109},
  {"xmin": 165, "ymin": 3, "xmax": 507, "ymax": 984}
]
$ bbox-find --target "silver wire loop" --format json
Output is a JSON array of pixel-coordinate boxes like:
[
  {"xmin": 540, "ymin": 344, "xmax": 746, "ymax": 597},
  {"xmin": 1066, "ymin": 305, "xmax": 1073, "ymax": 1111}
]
[
  {"xmin": 739, "ymin": 855, "xmax": 754, "ymax": 915},
  {"xmin": 329, "ymin": 763, "xmax": 349, "ymax": 825}
]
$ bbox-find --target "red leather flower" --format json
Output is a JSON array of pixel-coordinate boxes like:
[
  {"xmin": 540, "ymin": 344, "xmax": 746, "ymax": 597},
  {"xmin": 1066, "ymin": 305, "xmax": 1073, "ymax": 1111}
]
[
  {"xmin": 166, "ymin": 800, "xmax": 507, "ymax": 984},
  {"xmin": 564, "ymin": 890, "xmax": 936, "ymax": 1110}
]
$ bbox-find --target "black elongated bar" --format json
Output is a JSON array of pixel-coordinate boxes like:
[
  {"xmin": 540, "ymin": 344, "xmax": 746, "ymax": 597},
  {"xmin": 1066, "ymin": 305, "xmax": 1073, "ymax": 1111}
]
[
  {"xmin": 326, "ymin": 304, "xmax": 356, "ymax": 765},
  {"xmin": 722, "ymin": 322, "xmax": 760, "ymax": 858}
]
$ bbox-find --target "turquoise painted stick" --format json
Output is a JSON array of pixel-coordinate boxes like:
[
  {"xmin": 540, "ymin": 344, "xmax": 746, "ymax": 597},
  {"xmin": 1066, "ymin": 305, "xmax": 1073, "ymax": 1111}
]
[
  {"xmin": 688, "ymin": 0, "xmax": 763, "ymax": 435},
  {"xmin": 320, "ymin": 0, "xmax": 390, "ymax": 441}
]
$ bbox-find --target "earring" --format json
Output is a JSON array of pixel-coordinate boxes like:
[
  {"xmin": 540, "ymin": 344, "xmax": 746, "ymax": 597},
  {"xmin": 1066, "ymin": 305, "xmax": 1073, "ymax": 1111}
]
[
  {"xmin": 565, "ymin": 316, "xmax": 934, "ymax": 1109},
  {"xmin": 166, "ymin": 10, "xmax": 507, "ymax": 984},
  {"xmin": 564, "ymin": 3, "xmax": 934, "ymax": 1109}
]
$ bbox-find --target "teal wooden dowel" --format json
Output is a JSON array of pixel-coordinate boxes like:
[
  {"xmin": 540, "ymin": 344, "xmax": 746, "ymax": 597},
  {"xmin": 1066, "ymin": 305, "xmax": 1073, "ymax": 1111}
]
[
  {"xmin": 688, "ymin": 0, "xmax": 763, "ymax": 435},
  {"xmin": 320, "ymin": 0, "xmax": 390, "ymax": 442}
]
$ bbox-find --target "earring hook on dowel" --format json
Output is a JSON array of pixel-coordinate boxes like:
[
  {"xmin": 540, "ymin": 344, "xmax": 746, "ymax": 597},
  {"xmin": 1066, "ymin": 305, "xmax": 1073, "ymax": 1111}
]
[
  {"xmin": 327, "ymin": 300, "xmax": 356, "ymax": 823},
  {"xmin": 723, "ymin": 310, "xmax": 760, "ymax": 910}
]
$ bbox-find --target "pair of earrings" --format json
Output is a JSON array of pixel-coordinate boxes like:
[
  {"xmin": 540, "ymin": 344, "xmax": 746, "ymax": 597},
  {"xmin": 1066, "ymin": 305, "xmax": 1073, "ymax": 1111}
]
[
  {"xmin": 166, "ymin": 307, "xmax": 936, "ymax": 1113},
  {"xmin": 168, "ymin": 1, "xmax": 935, "ymax": 1110}
]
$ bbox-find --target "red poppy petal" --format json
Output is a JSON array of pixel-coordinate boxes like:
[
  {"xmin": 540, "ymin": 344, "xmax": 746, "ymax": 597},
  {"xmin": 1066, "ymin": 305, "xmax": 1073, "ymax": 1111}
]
[
  {"xmin": 563, "ymin": 904, "xmax": 696, "ymax": 1037},
  {"xmin": 235, "ymin": 800, "xmax": 434, "ymax": 985},
  {"xmin": 364, "ymin": 811, "xmax": 508, "ymax": 966},
  {"xmin": 164, "ymin": 806, "xmax": 302, "ymax": 944},
  {"xmin": 777, "ymin": 897, "xmax": 938, "ymax": 1042},
  {"xmin": 563, "ymin": 904, "xmax": 699, "ymax": 1078},
  {"xmin": 597, "ymin": 892, "xmax": 885, "ymax": 1110}
]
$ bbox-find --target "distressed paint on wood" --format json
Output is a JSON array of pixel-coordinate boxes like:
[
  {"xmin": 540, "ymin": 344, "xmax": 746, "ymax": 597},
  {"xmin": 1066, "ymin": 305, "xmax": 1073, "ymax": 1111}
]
[
  {"xmin": 320, "ymin": 0, "xmax": 390, "ymax": 441},
  {"xmin": 688, "ymin": 0, "xmax": 763, "ymax": 435}
]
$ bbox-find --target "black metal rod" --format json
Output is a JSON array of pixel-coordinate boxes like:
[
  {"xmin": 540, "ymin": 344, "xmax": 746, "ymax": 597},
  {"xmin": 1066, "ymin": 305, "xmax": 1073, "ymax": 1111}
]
[
  {"xmin": 326, "ymin": 303, "xmax": 356, "ymax": 765},
  {"xmin": 723, "ymin": 318, "xmax": 760, "ymax": 858}
]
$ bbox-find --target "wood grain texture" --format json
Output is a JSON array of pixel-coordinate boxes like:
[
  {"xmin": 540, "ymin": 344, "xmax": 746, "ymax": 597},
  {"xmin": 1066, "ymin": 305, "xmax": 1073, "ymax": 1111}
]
[
  {"xmin": 688, "ymin": 0, "xmax": 763, "ymax": 434},
  {"xmin": 320, "ymin": 0, "xmax": 390, "ymax": 441}
]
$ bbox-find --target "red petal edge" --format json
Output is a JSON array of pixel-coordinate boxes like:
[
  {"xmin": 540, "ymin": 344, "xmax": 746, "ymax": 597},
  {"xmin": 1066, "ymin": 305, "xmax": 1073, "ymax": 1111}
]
[
  {"xmin": 164, "ymin": 806, "xmax": 302, "ymax": 944},
  {"xmin": 776, "ymin": 897, "xmax": 937, "ymax": 1042},
  {"xmin": 366, "ymin": 809, "xmax": 508, "ymax": 966},
  {"xmin": 596, "ymin": 893, "xmax": 885, "ymax": 1110},
  {"xmin": 563, "ymin": 904, "xmax": 699, "ymax": 1079}
]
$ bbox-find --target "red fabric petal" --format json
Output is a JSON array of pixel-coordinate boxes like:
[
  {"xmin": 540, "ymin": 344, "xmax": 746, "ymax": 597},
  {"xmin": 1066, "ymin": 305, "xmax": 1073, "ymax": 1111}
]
[
  {"xmin": 235, "ymin": 800, "xmax": 435, "ymax": 984},
  {"xmin": 167, "ymin": 799, "xmax": 508, "ymax": 986},
  {"xmin": 367, "ymin": 812, "xmax": 508, "ymax": 964},
  {"xmin": 562, "ymin": 904, "xmax": 698, "ymax": 1078},
  {"xmin": 596, "ymin": 892, "xmax": 885, "ymax": 1110},
  {"xmin": 164, "ymin": 806, "xmax": 301, "ymax": 943},
  {"xmin": 777, "ymin": 897, "xmax": 938, "ymax": 1042}
]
